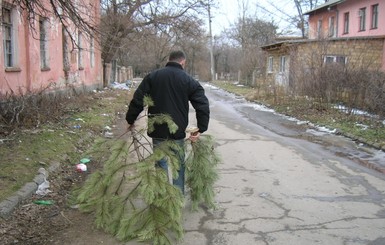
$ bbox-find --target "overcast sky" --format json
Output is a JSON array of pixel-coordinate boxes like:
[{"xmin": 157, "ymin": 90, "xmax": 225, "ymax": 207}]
[{"xmin": 206, "ymin": 0, "xmax": 299, "ymax": 36}]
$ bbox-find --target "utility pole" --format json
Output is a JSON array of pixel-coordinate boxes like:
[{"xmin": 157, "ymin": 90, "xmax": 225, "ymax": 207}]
[{"xmin": 207, "ymin": 2, "xmax": 215, "ymax": 81}]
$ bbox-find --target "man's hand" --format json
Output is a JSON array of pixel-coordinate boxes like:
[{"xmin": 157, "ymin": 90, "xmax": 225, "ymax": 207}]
[
  {"xmin": 189, "ymin": 131, "xmax": 200, "ymax": 143},
  {"xmin": 126, "ymin": 123, "xmax": 135, "ymax": 133},
  {"xmin": 186, "ymin": 126, "xmax": 200, "ymax": 142}
]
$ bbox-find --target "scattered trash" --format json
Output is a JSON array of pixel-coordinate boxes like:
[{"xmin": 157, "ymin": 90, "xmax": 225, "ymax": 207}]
[
  {"xmin": 104, "ymin": 131, "xmax": 114, "ymax": 138},
  {"xmin": 36, "ymin": 168, "xmax": 51, "ymax": 196},
  {"xmin": 80, "ymin": 158, "xmax": 91, "ymax": 164},
  {"xmin": 110, "ymin": 81, "xmax": 130, "ymax": 90},
  {"xmin": 259, "ymin": 192, "xmax": 270, "ymax": 198},
  {"xmin": 33, "ymin": 200, "xmax": 54, "ymax": 205},
  {"xmin": 36, "ymin": 180, "xmax": 51, "ymax": 196},
  {"xmin": 76, "ymin": 163, "xmax": 87, "ymax": 172},
  {"xmin": 73, "ymin": 125, "xmax": 81, "ymax": 129},
  {"xmin": 75, "ymin": 118, "xmax": 85, "ymax": 122},
  {"xmin": 104, "ymin": 126, "xmax": 112, "ymax": 131},
  {"xmin": 70, "ymin": 204, "xmax": 80, "ymax": 209},
  {"xmin": 38, "ymin": 161, "xmax": 48, "ymax": 166}
]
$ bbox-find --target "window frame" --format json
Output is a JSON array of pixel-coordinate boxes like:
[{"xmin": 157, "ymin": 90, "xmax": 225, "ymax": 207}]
[
  {"xmin": 2, "ymin": 7, "xmax": 13, "ymax": 68},
  {"xmin": 317, "ymin": 19, "xmax": 323, "ymax": 38},
  {"xmin": 323, "ymin": 55, "xmax": 347, "ymax": 65},
  {"xmin": 343, "ymin": 12, "xmax": 349, "ymax": 34},
  {"xmin": 39, "ymin": 17, "xmax": 50, "ymax": 70},
  {"xmin": 90, "ymin": 36, "xmax": 95, "ymax": 68},
  {"xmin": 267, "ymin": 56, "xmax": 273, "ymax": 73},
  {"xmin": 371, "ymin": 4, "xmax": 378, "ymax": 29},
  {"xmin": 77, "ymin": 31, "xmax": 84, "ymax": 70},
  {"xmin": 359, "ymin": 7, "xmax": 366, "ymax": 31},
  {"xmin": 328, "ymin": 16, "xmax": 335, "ymax": 37},
  {"xmin": 279, "ymin": 56, "xmax": 286, "ymax": 73}
]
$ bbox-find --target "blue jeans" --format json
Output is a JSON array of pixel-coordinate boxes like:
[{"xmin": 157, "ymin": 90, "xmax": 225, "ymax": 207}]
[{"xmin": 152, "ymin": 139, "xmax": 186, "ymax": 194}]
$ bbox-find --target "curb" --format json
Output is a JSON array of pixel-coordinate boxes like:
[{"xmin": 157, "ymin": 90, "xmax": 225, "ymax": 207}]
[{"xmin": 0, "ymin": 161, "xmax": 61, "ymax": 220}]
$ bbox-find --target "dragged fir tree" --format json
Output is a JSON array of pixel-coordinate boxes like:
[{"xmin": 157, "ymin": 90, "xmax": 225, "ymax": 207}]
[{"xmin": 73, "ymin": 97, "xmax": 220, "ymax": 245}]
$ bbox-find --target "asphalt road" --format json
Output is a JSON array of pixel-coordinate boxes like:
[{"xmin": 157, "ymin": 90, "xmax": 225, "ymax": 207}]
[
  {"xmin": 52, "ymin": 84, "xmax": 385, "ymax": 245},
  {"xmin": 177, "ymin": 84, "xmax": 385, "ymax": 245}
]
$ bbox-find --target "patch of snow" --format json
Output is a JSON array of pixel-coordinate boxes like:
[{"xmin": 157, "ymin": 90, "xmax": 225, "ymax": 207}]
[
  {"xmin": 355, "ymin": 123, "xmax": 369, "ymax": 130},
  {"xmin": 249, "ymin": 103, "xmax": 275, "ymax": 113},
  {"xmin": 204, "ymin": 83, "xmax": 220, "ymax": 90},
  {"xmin": 316, "ymin": 126, "xmax": 337, "ymax": 134},
  {"xmin": 110, "ymin": 82, "xmax": 130, "ymax": 90},
  {"xmin": 334, "ymin": 105, "xmax": 377, "ymax": 118}
]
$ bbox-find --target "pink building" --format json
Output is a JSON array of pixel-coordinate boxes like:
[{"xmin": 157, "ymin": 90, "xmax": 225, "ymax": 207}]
[
  {"xmin": 305, "ymin": 0, "xmax": 385, "ymax": 71},
  {"xmin": 261, "ymin": 0, "xmax": 385, "ymax": 90},
  {"xmin": 0, "ymin": 0, "xmax": 102, "ymax": 96},
  {"xmin": 307, "ymin": 0, "xmax": 385, "ymax": 39}
]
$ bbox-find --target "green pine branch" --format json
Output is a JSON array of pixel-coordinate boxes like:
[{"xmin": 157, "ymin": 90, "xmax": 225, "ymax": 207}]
[
  {"xmin": 185, "ymin": 135, "xmax": 220, "ymax": 210},
  {"xmin": 72, "ymin": 98, "xmax": 221, "ymax": 245}
]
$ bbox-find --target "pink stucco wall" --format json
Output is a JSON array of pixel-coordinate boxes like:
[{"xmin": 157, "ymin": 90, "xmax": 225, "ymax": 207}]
[
  {"xmin": 308, "ymin": 8, "xmax": 338, "ymax": 39},
  {"xmin": 308, "ymin": 0, "xmax": 385, "ymax": 38},
  {"xmin": 0, "ymin": 0, "xmax": 102, "ymax": 96},
  {"xmin": 338, "ymin": 0, "xmax": 385, "ymax": 71},
  {"xmin": 338, "ymin": 0, "xmax": 385, "ymax": 37},
  {"xmin": 307, "ymin": 0, "xmax": 385, "ymax": 70}
]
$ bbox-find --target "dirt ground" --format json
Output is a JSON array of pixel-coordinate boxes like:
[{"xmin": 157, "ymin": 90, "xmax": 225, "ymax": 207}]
[{"xmin": 0, "ymin": 118, "xmax": 131, "ymax": 245}]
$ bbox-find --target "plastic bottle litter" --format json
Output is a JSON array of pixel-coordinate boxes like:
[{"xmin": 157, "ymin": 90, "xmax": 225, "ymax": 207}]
[
  {"xmin": 80, "ymin": 158, "xmax": 91, "ymax": 164},
  {"xmin": 73, "ymin": 125, "xmax": 81, "ymax": 129},
  {"xmin": 33, "ymin": 200, "xmax": 54, "ymax": 205}
]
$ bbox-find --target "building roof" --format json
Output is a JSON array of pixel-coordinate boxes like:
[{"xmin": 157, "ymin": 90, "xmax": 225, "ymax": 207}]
[
  {"xmin": 303, "ymin": 0, "xmax": 345, "ymax": 15},
  {"xmin": 260, "ymin": 35, "xmax": 385, "ymax": 51}
]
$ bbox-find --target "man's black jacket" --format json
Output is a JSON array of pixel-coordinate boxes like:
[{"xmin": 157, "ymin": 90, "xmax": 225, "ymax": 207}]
[{"xmin": 126, "ymin": 62, "xmax": 210, "ymax": 140}]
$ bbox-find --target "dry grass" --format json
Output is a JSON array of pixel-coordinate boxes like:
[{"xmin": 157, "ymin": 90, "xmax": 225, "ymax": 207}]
[
  {"xmin": 211, "ymin": 80, "xmax": 385, "ymax": 149},
  {"xmin": 0, "ymin": 88, "xmax": 131, "ymax": 202}
]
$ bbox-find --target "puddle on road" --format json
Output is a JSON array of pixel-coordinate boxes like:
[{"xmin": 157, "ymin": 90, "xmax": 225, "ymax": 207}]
[
  {"xmin": 205, "ymin": 84, "xmax": 385, "ymax": 176},
  {"xmin": 335, "ymin": 151, "xmax": 385, "ymax": 174}
]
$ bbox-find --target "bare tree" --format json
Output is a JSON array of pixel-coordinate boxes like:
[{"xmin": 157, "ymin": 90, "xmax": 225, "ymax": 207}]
[
  {"xmin": 228, "ymin": 16, "xmax": 277, "ymax": 84},
  {"xmin": 258, "ymin": 0, "xmax": 322, "ymax": 37},
  {"xmin": 14, "ymin": 0, "xmax": 98, "ymax": 43},
  {"xmin": 100, "ymin": 0, "xmax": 207, "ymax": 65},
  {"xmin": 115, "ymin": 13, "xmax": 208, "ymax": 78}
]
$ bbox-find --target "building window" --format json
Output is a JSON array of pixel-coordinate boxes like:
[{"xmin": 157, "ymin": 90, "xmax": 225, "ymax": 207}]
[
  {"xmin": 90, "ymin": 36, "xmax": 95, "ymax": 68},
  {"xmin": 78, "ymin": 31, "xmax": 83, "ymax": 69},
  {"xmin": 371, "ymin": 4, "xmax": 378, "ymax": 29},
  {"xmin": 343, "ymin": 12, "xmax": 349, "ymax": 34},
  {"xmin": 39, "ymin": 18, "xmax": 49, "ymax": 70},
  {"xmin": 359, "ymin": 7, "xmax": 366, "ymax": 31},
  {"xmin": 279, "ymin": 56, "xmax": 286, "ymax": 72},
  {"xmin": 2, "ymin": 7, "xmax": 14, "ymax": 68},
  {"xmin": 267, "ymin": 56, "xmax": 273, "ymax": 73},
  {"xmin": 317, "ymin": 19, "xmax": 323, "ymax": 38},
  {"xmin": 324, "ymin": 55, "xmax": 347, "ymax": 65},
  {"xmin": 328, "ymin": 16, "xmax": 335, "ymax": 37}
]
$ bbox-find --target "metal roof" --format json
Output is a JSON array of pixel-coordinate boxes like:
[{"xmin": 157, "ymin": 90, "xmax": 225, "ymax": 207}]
[
  {"xmin": 260, "ymin": 35, "xmax": 385, "ymax": 51},
  {"xmin": 303, "ymin": 0, "xmax": 345, "ymax": 15}
]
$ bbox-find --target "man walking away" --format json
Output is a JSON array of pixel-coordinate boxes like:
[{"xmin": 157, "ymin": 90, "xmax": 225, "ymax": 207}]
[{"xmin": 125, "ymin": 50, "xmax": 210, "ymax": 194}]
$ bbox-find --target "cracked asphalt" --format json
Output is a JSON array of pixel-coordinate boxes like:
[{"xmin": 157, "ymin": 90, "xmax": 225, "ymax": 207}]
[
  {"xmin": 50, "ymin": 85, "xmax": 385, "ymax": 245},
  {"xmin": 177, "ymin": 85, "xmax": 385, "ymax": 245}
]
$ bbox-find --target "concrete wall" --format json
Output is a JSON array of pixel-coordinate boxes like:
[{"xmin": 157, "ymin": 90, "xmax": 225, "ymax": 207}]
[
  {"xmin": 103, "ymin": 63, "xmax": 133, "ymax": 85},
  {"xmin": 263, "ymin": 37, "xmax": 384, "ymax": 90}
]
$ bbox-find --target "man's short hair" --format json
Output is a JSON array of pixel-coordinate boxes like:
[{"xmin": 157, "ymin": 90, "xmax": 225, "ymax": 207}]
[{"xmin": 169, "ymin": 50, "xmax": 186, "ymax": 62}]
